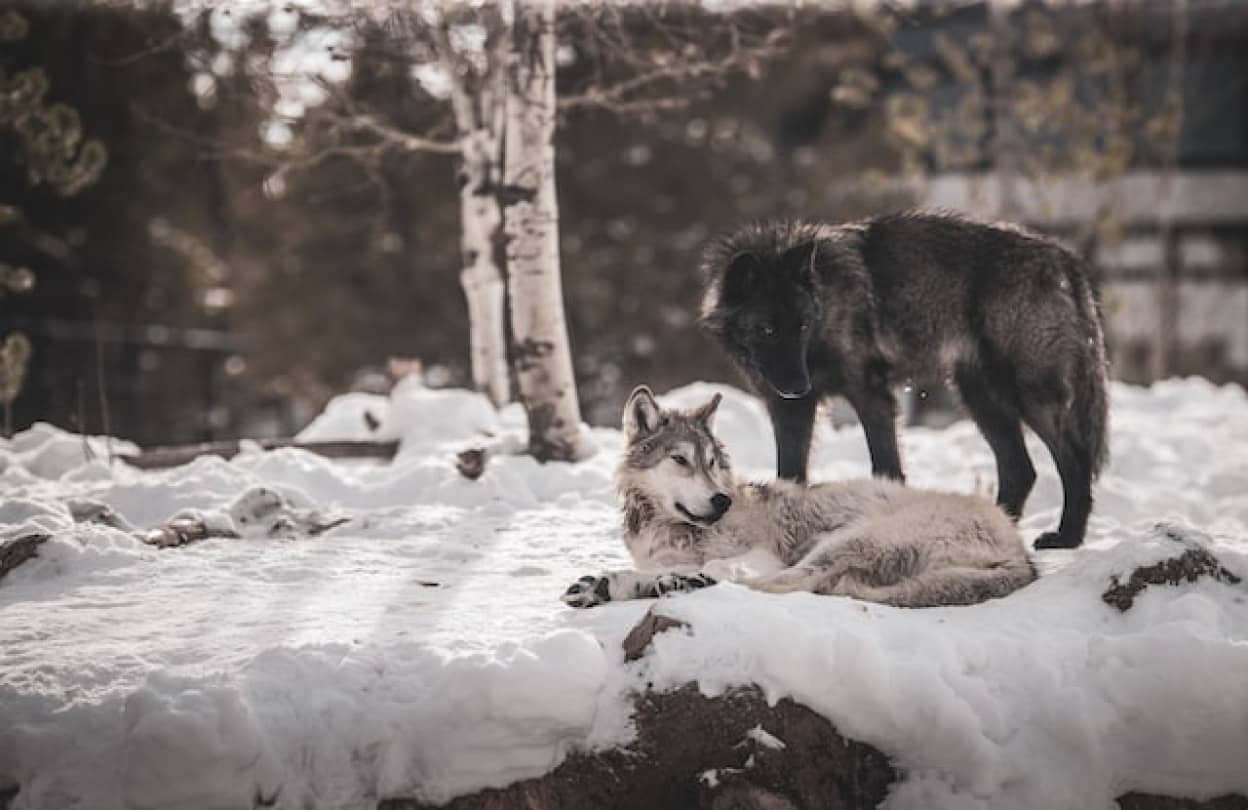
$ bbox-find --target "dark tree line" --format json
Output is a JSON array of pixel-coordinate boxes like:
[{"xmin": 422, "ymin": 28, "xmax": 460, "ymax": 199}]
[{"xmin": 3, "ymin": 1, "xmax": 1239, "ymax": 445}]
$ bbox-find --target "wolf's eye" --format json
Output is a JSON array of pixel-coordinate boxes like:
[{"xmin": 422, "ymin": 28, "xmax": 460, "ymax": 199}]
[
  {"xmin": 761, "ymin": 325, "xmax": 775, "ymax": 337},
  {"xmin": 799, "ymin": 322, "xmax": 809, "ymax": 333},
  {"xmin": 670, "ymin": 454, "xmax": 690, "ymax": 467}
]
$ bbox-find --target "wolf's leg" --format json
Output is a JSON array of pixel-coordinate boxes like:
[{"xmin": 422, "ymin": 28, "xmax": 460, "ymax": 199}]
[
  {"xmin": 954, "ymin": 365, "xmax": 1035, "ymax": 520},
  {"xmin": 745, "ymin": 565, "xmax": 827, "ymax": 594},
  {"xmin": 1034, "ymin": 438, "xmax": 1092, "ymax": 550},
  {"xmin": 701, "ymin": 548, "xmax": 787, "ymax": 583},
  {"xmin": 834, "ymin": 563, "xmax": 1035, "ymax": 607},
  {"xmin": 1021, "ymin": 395, "xmax": 1093, "ymax": 550},
  {"xmin": 845, "ymin": 385, "xmax": 904, "ymax": 481},
  {"xmin": 764, "ymin": 393, "xmax": 817, "ymax": 482},
  {"xmin": 561, "ymin": 570, "xmax": 716, "ymax": 608},
  {"xmin": 745, "ymin": 527, "xmax": 888, "ymax": 595}
]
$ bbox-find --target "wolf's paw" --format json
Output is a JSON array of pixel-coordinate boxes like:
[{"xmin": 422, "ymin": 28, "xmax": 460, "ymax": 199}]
[
  {"xmin": 653, "ymin": 572, "xmax": 717, "ymax": 597},
  {"xmin": 562, "ymin": 575, "xmax": 611, "ymax": 608},
  {"xmin": 1034, "ymin": 531, "xmax": 1080, "ymax": 550}
]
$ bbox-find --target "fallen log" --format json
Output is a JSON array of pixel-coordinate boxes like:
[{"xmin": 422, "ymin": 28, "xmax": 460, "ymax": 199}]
[
  {"xmin": 118, "ymin": 439, "xmax": 398, "ymax": 470},
  {"xmin": 140, "ymin": 516, "xmax": 238, "ymax": 548}
]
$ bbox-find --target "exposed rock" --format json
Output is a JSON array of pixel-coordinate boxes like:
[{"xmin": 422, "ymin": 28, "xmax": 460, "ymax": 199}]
[
  {"xmin": 455, "ymin": 448, "xmax": 488, "ymax": 480},
  {"xmin": 1103, "ymin": 528, "xmax": 1241, "ymax": 612},
  {"xmin": 381, "ymin": 608, "xmax": 895, "ymax": 810},
  {"xmin": 0, "ymin": 533, "xmax": 49, "ymax": 583},
  {"xmin": 380, "ymin": 684, "xmax": 895, "ymax": 810},
  {"xmin": 622, "ymin": 607, "xmax": 690, "ymax": 662}
]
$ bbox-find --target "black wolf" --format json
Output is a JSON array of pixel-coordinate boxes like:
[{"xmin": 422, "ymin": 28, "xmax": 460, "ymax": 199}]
[{"xmin": 699, "ymin": 211, "xmax": 1109, "ymax": 550}]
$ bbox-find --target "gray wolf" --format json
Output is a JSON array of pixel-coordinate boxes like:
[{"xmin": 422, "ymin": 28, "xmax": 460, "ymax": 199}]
[
  {"xmin": 561, "ymin": 386, "xmax": 1035, "ymax": 609},
  {"xmin": 698, "ymin": 210, "xmax": 1109, "ymax": 550}
]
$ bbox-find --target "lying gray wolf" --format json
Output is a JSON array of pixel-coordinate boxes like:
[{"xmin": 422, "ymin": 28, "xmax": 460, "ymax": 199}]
[
  {"xmin": 698, "ymin": 211, "xmax": 1109, "ymax": 549},
  {"xmin": 562, "ymin": 386, "xmax": 1035, "ymax": 609}
]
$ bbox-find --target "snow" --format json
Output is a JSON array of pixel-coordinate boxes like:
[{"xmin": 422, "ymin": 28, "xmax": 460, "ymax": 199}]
[{"xmin": 2, "ymin": 377, "xmax": 1247, "ymax": 809}]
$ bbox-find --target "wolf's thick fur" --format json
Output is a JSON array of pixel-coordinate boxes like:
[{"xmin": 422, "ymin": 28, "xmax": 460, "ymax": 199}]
[
  {"xmin": 561, "ymin": 387, "xmax": 1035, "ymax": 609},
  {"xmin": 699, "ymin": 210, "xmax": 1110, "ymax": 549}
]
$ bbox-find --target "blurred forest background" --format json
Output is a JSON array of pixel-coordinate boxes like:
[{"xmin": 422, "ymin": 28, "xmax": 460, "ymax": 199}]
[{"xmin": 2, "ymin": 0, "xmax": 1247, "ymax": 446}]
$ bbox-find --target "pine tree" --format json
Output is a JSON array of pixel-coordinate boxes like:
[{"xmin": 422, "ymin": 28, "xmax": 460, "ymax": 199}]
[{"xmin": 0, "ymin": 8, "xmax": 107, "ymax": 435}]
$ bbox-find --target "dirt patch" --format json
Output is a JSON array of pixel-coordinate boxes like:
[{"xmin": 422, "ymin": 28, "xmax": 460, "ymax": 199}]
[
  {"xmin": 382, "ymin": 606, "xmax": 894, "ymax": 810},
  {"xmin": 1103, "ymin": 537, "xmax": 1240, "ymax": 612},
  {"xmin": 380, "ymin": 684, "xmax": 895, "ymax": 810}
]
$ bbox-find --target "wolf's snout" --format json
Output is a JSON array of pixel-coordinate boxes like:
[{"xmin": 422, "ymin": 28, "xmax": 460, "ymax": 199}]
[
  {"xmin": 763, "ymin": 361, "xmax": 811, "ymax": 400},
  {"xmin": 711, "ymin": 493, "xmax": 732, "ymax": 515},
  {"xmin": 770, "ymin": 377, "xmax": 811, "ymax": 399},
  {"xmin": 775, "ymin": 384, "xmax": 811, "ymax": 399}
]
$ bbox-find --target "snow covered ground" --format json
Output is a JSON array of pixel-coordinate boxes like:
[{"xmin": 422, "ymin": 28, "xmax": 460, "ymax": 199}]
[{"xmin": 2, "ymin": 376, "xmax": 1247, "ymax": 810}]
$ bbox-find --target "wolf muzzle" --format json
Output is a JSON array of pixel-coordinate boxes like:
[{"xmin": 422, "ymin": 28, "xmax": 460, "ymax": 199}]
[
  {"xmin": 677, "ymin": 493, "xmax": 733, "ymax": 525},
  {"xmin": 769, "ymin": 376, "xmax": 812, "ymax": 399}
]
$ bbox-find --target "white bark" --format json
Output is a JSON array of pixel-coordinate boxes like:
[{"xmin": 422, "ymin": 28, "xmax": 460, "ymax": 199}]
[
  {"xmin": 457, "ymin": 127, "xmax": 510, "ymax": 407},
  {"xmin": 438, "ymin": 13, "xmax": 511, "ymax": 408},
  {"xmin": 503, "ymin": 0, "xmax": 590, "ymax": 462}
]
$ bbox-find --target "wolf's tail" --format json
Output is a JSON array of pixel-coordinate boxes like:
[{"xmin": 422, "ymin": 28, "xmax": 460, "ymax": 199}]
[
  {"xmin": 840, "ymin": 561, "xmax": 1037, "ymax": 608},
  {"xmin": 1067, "ymin": 253, "xmax": 1111, "ymax": 479}
]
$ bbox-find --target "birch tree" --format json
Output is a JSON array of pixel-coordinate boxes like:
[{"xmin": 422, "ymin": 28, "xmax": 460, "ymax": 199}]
[
  {"xmin": 179, "ymin": 2, "xmax": 785, "ymax": 459},
  {"xmin": 180, "ymin": 4, "xmax": 511, "ymax": 407},
  {"xmin": 427, "ymin": 10, "xmax": 512, "ymax": 407},
  {"xmin": 503, "ymin": 0, "xmax": 588, "ymax": 461}
]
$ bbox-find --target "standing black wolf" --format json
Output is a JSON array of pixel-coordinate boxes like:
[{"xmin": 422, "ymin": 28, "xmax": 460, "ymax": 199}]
[{"xmin": 699, "ymin": 211, "xmax": 1109, "ymax": 550}]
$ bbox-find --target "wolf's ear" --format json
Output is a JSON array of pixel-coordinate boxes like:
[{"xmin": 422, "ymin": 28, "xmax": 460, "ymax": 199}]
[
  {"xmin": 692, "ymin": 392, "xmax": 723, "ymax": 430},
  {"xmin": 722, "ymin": 252, "xmax": 762, "ymax": 304},
  {"xmin": 782, "ymin": 241, "xmax": 818, "ymax": 281},
  {"xmin": 623, "ymin": 385, "xmax": 663, "ymax": 440}
]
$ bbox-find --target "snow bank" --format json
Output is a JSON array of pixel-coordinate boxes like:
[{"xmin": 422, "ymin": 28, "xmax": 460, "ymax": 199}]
[
  {"xmin": 1, "ymin": 377, "xmax": 1247, "ymax": 809},
  {"xmin": 295, "ymin": 376, "xmax": 503, "ymax": 459},
  {"xmin": 643, "ymin": 524, "xmax": 1248, "ymax": 809},
  {"xmin": 0, "ymin": 423, "xmax": 138, "ymax": 481}
]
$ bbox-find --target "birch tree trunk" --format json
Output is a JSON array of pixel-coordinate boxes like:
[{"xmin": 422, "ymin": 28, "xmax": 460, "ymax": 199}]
[
  {"xmin": 456, "ymin": 126, "xmax": 510, "ymax": 407},
  {"xmin": 503, "ymin": 0, "xmax": 590, "ymax": 462},
  {"xmin": 437, "ymin": 11, "xmax": 512, "ymax": 410}
]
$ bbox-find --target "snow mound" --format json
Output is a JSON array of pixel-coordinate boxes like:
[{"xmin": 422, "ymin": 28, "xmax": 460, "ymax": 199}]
[
  {"xmin": 0, "ymin": 423, "xmax": 138, "ymax": 481},
  {"xmin": 296, "ymin": 376, "xmax": 501, "ymax": 459},
  {"xmin": 294, "ymin": 392, "xmax": 390, "ymax": 443},
  {"xmin": 644, "ymin": 523, "xmax": 1248, "ymax": 810},
  {"xmin": 1, "ymin": 376, "xmax": 1246, "ymax": 809}
]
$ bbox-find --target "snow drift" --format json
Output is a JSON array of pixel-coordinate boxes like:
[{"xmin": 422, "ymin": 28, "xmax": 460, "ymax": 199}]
[{"xmin": 1, "ymin": 377, "xmax": 1247, "ymax": 809}]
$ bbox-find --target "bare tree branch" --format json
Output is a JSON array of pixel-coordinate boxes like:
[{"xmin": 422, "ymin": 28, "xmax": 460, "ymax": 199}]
[{"xmin": 558, "ymin": 16, "xmax": 790, "ymax": 115}]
